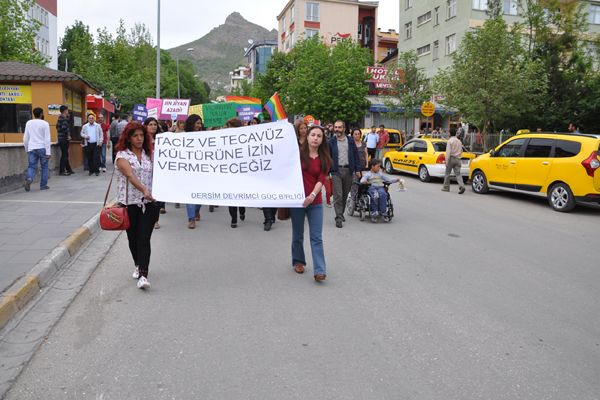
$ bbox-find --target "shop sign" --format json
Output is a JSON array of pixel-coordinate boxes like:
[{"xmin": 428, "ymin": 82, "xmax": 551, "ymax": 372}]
[
  {"xmin": 365, "ymin": 66, "xmax": 403, "ymax": 83},
  {"xmin": 64, "ymin": 89, "xmax": 73, "ymax": 108},
  {"xmin": 0, "ymin": 85, "xmax": 32, "ymax": 104},
  {"xmin": 421, "ymin": 101, "xmax": 435, "ymax": 117},
  {"xmin": 48, "ymin": 104, "xmax": 61, "ymax": 116},
  {"xmin": 328, "ymin": 32, "xmax": 352, "ymax": 45}
]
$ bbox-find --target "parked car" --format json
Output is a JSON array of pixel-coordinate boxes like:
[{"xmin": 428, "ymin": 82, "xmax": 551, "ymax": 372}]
[
  {"xmin": 360, "ymin": 128, "xmax": 403, "ymax": 158},
  {"xmin": 469, "ymin": 131, "xmax": 600, "ymax": 212},
  {"xmin": 383, "ymin": 137, "xmax": 476, "ymax": 182}
]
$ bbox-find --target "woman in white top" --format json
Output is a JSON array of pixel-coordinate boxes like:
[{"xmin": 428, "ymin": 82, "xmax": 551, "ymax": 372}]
[{"xmin": 115, "ymin": 121, "xmax": 160, "ymax": 289}]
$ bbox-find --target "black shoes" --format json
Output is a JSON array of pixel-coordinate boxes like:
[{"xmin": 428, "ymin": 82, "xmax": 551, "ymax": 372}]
[
  {"xmin": 335, "ymin": 220, "xmax": 343, "ymax": 228},
  {"xmin": 264, "ymin": 220, "xmax": 272, "ymax": 231}
]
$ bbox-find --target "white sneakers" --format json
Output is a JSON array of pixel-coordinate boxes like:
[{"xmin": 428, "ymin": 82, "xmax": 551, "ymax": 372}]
[
  {"xmin": 132, "ymin": 266, "xmax": 150, "ymax": 289},
  {"xmin": 137, "ymin": 276, "xmax": 150, "ymax": 289}
]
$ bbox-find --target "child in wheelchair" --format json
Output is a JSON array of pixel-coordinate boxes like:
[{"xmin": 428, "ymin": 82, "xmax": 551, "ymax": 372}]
[{"xmin": 359, "ymin": 159, "xmax": 399, "ymax": 222}]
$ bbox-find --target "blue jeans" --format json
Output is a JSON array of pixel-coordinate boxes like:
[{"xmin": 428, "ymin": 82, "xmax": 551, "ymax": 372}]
[
  {"xmin": 368, "ymin": 186, "xmax": 388, "ymax": 215},
  {"xmin": 186, "ymin": 204, "xmax": 202, "ymax": 220},
  {"xmin": 27, "ymin": 148, "xmax": 49, "ymax": 188},
  {"xmin": 290, "ymin": 204, "xmax": 326, "ymax": 276}
]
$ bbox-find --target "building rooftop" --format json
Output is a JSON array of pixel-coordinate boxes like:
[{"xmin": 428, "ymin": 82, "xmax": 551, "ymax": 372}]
[{"xmin": 0, "ymin": 61, "xmax": 100, "ymax": 91}]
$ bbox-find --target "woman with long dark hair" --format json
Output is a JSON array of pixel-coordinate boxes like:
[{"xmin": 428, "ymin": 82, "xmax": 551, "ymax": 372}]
[
  {"xmin": 185, "ymin": 114, "xmax": 204, "ymax": 229},
  {"xmin": 115, "ymin": 121, "xmax": 159, "ymax": 289},
  {"xmin": 290, "ymin": 125, "xmax": 332, "ymax": 282}
]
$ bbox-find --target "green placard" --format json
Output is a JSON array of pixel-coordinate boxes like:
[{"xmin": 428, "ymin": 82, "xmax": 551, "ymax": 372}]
[{"xmin": 202, "ymin": 103, "xmax": 238, "ymax": 128}]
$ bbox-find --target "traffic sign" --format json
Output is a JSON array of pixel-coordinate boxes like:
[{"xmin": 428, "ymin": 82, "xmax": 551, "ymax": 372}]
[{"xmin": 421, "ymin": 101, "xmax": 435, "ymax": 117}]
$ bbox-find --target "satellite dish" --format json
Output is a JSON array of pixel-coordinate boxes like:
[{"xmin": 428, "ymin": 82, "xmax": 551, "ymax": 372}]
[{"xmin": 248, "ymin": 39, "xmax": 254, "ymax": 45}]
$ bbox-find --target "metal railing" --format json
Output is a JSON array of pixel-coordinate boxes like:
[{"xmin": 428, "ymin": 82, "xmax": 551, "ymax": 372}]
[{"xmin": 463, "ymin": 132, "xmax": 516, "ymax": 153}]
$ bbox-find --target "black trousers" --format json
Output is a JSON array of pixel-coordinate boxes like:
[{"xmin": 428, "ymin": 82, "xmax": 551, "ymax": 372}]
[
  {"xmin": 126, "ymin": 203, "xmax": 160, "ymax": 276},
  {"xmin": 86, "ymin": 144, "xmax": 100, "ymax": 173},
  {"xmin": 111, "ymin": 137, "xmax": 119, "ymax": 163},
  {"xmin": 58, "ymin": 139, "xmax": 72, "ymax": 174},
  {"xmin": 367, "ymin": 147, "xmax": 377, "ymax": 160},
  {"xmin": 263, "ymin": 207, "xmax": 276, "ymax": 223},
  {"xmin": 228, "ymin": 207, "xmax": 246, "ymax": 223}
]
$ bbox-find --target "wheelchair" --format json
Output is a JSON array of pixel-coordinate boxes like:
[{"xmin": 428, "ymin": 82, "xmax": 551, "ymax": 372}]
[{"xmin": 345, "ymin": 181, "xmax": 394, "ymax": 222}]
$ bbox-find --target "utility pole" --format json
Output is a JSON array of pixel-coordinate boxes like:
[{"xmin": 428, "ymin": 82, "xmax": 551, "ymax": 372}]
[{"xmin": 156, "ymin": 0, "xmax": 161, "ymax": 99}]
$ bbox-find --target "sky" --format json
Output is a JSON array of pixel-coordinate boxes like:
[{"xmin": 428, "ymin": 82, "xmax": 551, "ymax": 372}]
[{"xmin": 57, "ymin": 0, "xmax": 399, "ymax": 49}]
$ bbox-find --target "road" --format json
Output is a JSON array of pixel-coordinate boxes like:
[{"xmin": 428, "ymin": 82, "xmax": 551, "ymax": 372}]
[{"xmin": 3, "ymin": 176, "xmax": 600, "ymax": 400}]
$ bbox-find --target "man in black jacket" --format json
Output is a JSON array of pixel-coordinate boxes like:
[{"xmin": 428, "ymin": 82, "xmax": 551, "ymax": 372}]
[
  {"xmin": 329, "ymin": 120, "xmax": 360, "ymax": 228},
  {"xmin": 57, "ymin": 105, "xmax": 73, "ymax": 176}
]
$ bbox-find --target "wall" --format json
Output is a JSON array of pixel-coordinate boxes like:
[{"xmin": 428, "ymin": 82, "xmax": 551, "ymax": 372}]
[{"xmin": 0, "ymin": 143, "xmax": 60, "ymax": 193}]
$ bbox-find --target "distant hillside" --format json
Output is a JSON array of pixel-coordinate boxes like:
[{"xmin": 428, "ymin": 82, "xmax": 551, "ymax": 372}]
[{"xmin": 169, "ymin": 12, "xmax": 277, "ymax": 97}]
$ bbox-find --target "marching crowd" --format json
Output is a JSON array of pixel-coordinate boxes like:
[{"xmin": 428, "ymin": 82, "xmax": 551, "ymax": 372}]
[{"xmin": 22, "ymin": 107, "xmax": 401, "ymax": 290}]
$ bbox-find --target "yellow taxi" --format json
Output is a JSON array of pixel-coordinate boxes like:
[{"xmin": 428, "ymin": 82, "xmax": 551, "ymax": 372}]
[
  {"xmin": 383, "ymin": 137, "xmax": 476, "ymax": 182},
  {"xmin": 469, "ymin": 131, "xmax": 600, "ymax": 212},
  {"xmin": 361, "ymin": 128, "xmax": 403, "ymax": 157}
]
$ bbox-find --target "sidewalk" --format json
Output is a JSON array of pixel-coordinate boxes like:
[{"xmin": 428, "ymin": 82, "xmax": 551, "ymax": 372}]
[{"xmin": 0, "ymin": 164, "xmax": 115, "ymax": 319}]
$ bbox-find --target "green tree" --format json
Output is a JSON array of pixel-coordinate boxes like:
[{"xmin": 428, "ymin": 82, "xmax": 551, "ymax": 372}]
[
  {"xmin": 383, "ymin": 50, "xmax": 431, "ymax": 135},
  {"xmin": 58, "ymin": 21, "xmax": 208, "ymax": 111},
  {"xmin": 434, "ymin": 17, "xmax": 547, "ymax": 148},
  {"xmin": 0, "ymin": 0, "xmax": 48, "ymax": 64},
  {"xmin": 58, "ymin": 21, "xmax": 95, "ymax": 73},
  {"xmin": 253, "ymin": 38, "xmax": 371, "ymax": 124},
  {"xmin": 516, "ymin": 0, "xmax": 595, "ymax": 131}
]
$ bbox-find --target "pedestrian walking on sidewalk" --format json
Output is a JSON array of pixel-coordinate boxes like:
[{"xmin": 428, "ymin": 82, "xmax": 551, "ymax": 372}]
[
  {"xmin": 441, "ymin": 128, "xmax": 466, "ymax": 194},
  {"xmin": 329, "ymin": 120, "xmax": 360, "ymax": 228},
  {"xmin": 290, "ymin": 125, "xmax": 331, "ymax": 282},
  {"xmin": 23, "ymin": 107, "xmax": 51, "ymax": 191},
  {"xmin": 81, "ymin": 113, "xmax": 102, "ymax": 176},
  {"xmin": 115, "ymin": 121, "xmax": 160, "ymax": 290},
  {"xmin": 98, "ymin": 113, "xmax": 110, "ymax": 172},
  {"xmin": 57, "ymin": 105, "xmax": 73, "ymax": 176}
]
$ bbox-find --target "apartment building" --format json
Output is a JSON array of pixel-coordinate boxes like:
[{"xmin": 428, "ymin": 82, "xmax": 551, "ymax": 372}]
[
  {"xmin": 376, "ymin": 29, "xmax": 399, "ymax": 63},
  {"xmin": 398, "ymin": 0, "xmax": 600, "ymax": 78},
  {"xmin": 276, "ymin": 0, "xmax": 379, "ymax": 60},
  {"xmin": 244, "ymin": 40, "xmax": 278, "ymax": 85},
  {"xmin": 28, "ymin": 0, "xmax": 58, "ymax": 70}
]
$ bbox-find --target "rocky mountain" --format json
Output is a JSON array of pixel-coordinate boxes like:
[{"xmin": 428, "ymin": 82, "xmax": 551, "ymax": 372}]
[{"xmin": 168, "ymin": 12, "xmax": 277, "ymax": 96}]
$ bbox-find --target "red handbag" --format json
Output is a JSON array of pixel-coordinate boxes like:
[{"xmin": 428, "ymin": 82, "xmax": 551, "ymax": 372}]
[{"xmin": 99, "ymin": 170, "xmax": 130, "ymax": 231}]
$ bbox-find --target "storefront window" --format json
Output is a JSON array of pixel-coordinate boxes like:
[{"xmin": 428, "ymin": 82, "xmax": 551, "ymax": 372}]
[{"xmin": 0, "ymin": 104, "xmax": 32, "ymax": 133}]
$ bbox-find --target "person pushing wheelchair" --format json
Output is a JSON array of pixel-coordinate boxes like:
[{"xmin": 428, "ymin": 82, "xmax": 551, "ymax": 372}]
[{"xmin": 360, "ymin": 159, "xmax": 399, "ymax": 222}]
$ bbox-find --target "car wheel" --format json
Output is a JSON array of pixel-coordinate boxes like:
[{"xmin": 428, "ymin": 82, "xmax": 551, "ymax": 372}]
[
  {"xmin": 471, "ymin": 170, "xmax": 489, "ymax": 194},
  {"xmin": 548, "ymin": 182, "xmax": 576, "ymax": 212},
  {"xmin": 384, "ymin": 159, "xmax": 394, "ymax": 174},
  {"xmin": 418, "ymin": 165, "xmax": 430, "ymax": 182}
]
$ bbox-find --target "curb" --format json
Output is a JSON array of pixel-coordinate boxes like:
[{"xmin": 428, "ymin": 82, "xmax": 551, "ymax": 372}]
[{"xmin": 0, "ymin": 212, "xmax": 101, "ymax": 331}]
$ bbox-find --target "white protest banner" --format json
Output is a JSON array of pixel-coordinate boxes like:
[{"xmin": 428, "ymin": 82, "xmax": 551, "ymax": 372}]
[
  {"xmin": 159, "ymin": 98, "xmax": 190, "ymax": 120},
  {"xmin": 152, "ymin": 120, "xmax": 305, "ymax": 207}
]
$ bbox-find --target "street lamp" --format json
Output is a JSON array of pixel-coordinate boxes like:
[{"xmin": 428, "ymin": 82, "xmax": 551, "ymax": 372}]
[
  {"xmin": 177, "ymin": 47, "xmax": 195, "ymax": 99},
  {"xmin": 156, "ymin": 0, "xmax": 161, "ymax": 99}
]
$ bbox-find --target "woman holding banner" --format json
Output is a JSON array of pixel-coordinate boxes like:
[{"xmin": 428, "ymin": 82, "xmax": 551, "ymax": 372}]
[
  {"xmin": 185, "ymin": 114, "xmax": 204, "ymax": 229},
  {"xmin": 290, "ymin": 125, "xmax": 331, "ymax": 282},
  {"xmin": 224, "ymin": 118, "xmax": 246, "ymax": 228}
]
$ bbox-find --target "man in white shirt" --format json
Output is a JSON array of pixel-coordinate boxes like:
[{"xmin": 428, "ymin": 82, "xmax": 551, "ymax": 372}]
[
  {"xmin": 441, "ymin": 128, "xmax": 465, "ymax": 194},
  {"xmin": 81, "ymin": 113, "xmax": 103, "ymax": 176},
  {"xmin": 23, "ymin": 107, "xmax": 51, "ymax": 191}
]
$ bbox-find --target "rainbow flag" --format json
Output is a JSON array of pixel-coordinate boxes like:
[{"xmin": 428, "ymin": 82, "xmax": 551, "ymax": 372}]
[
  {"xmin": 224, "ymin": 96, "xmax": 262, "ymax": 106},
  {"xmin": 264, "ymin": 92, "xmax": 287, "ymax": 121}
]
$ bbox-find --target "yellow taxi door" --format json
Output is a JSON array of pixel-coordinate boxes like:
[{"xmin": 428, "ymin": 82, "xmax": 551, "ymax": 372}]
[
  {"xmin": 515, "ymin": 138, "xmax": 554, "ymax": 192},
  {"xmin": 393, "ymin": 141, "xmax": 418, "ymax": 173},
  {"xmin": 488, "ymin": 138, "xmax": 527, "ymax": 188}
]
